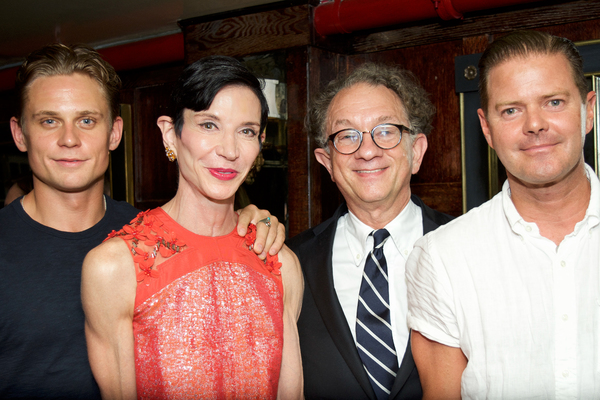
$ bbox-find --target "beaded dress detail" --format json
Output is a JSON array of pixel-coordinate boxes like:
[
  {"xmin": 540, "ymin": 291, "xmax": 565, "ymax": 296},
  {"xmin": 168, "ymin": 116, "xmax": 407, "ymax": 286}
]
[{"xmin": 107, "ymin": 208, "xmax": 284, "ymax": 399}]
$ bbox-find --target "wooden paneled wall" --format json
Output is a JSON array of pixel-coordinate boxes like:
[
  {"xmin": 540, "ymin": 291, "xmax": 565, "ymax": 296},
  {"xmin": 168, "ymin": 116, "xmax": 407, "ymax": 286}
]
[
  {"xmin": 309, "ymin": 0, "xmax": 600, "ymax": 222},
  {"xmin": 118, "ymin": 64, "xmax": 183, "ymax": 211},
  {"xmin": 174, "ymin": 0, "xmax": 600, "ymax": 237},
  {"xmin": 1, "ymin": 1, "xmax": 600, "ymax": 227},
  {"xmin": 113, "ymin": 0, "xmax": 600, "ymax": 237}
]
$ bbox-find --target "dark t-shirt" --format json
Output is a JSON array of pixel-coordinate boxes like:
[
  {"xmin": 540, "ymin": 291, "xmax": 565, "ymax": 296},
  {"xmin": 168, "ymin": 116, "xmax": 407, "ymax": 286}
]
[{"xmin": 0, "ymin": 197, "xmax": 139, "ymax": 399}]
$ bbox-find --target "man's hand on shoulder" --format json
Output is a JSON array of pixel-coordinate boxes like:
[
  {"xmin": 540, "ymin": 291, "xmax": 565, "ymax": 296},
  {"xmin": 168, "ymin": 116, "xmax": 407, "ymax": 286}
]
[{"xmin": 236, "ymin": 204, "xmax": 285, "ymax": 260}]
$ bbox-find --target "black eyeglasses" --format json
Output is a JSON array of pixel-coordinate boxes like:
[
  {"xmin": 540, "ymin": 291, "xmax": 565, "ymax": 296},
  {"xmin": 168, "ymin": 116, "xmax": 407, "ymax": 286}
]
[{"xmin": 327, "ymin": 123, "xmax": 413, "ymax": 155}]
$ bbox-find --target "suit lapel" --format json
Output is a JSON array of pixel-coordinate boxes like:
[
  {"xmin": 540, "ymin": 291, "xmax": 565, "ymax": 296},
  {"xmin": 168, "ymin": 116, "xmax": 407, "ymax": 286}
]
[
  {"xmin": 304, "ymin": 205, "xmax": 377, "ymax": 400},
  {"xmin": 389, "ymin": 196, "xmax": 452, "ymax": 398},
  {"xmin": 389, "ymin": 336, "xmax": 416, "ymax": 398}
]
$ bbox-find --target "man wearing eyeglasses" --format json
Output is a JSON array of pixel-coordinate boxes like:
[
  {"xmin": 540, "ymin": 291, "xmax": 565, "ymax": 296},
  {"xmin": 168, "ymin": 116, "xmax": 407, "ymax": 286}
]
[{"xmin": 287, "ymin": 63, "xmax": 452, "ymax": 399}]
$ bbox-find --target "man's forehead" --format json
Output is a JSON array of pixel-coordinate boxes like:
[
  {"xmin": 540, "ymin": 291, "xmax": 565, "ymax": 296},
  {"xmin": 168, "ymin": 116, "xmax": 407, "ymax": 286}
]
[
  {"xmin": 480, "ymin": 53, "xmax": 589, "ymax": 123},
  {"xmin": 488, "ymin": 52, "xmax": 572, "ymax": 83},
  {"xmin": 333, "ymin": 82, "xmax": 403, "ymax": 103},
  {"xmin": 327, "ymin": 83, "xmax": 407, "ymax": 127},
  {"xmin": 24, "ymin": 73, "xmax": 109, "ymax": 113}
]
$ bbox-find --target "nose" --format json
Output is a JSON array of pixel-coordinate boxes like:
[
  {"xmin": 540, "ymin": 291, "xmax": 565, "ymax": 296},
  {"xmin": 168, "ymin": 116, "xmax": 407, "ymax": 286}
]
[
  {"xmin": 524, "ymin": 108, "xmax": 549, "ymax": 135},
  {"xmin": 56, "ymin": 122, "xmax": 82, "ymax": 147},
  {"xmin": 355, "ymin": 130, "xmax": 382, "ymax": 160},
  {"xmin": 216, "ymin": 132, "xmax": 239, "ymax": 160}
]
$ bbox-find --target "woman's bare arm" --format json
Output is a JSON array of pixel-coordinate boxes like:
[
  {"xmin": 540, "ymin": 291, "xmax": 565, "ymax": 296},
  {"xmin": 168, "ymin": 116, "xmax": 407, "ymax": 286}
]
[
  {"xmin": 276, "ymin": 246, "xmax": 304, "ymax": 400},
  {"xmin": 81, "ymin": 238, "xmax": 138, "ymax": 400}
]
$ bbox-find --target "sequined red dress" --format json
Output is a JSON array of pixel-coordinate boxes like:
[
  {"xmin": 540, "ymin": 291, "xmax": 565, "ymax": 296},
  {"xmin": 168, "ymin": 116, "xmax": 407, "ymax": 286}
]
[{"xmin": 107, "ymin": 208, "xmax": 284, "ymax": 399}]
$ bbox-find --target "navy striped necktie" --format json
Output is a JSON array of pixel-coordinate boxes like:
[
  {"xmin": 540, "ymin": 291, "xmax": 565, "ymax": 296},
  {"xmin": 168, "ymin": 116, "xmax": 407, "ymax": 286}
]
[{"xmin": 356, "ymin": 229, "xmax": 398, "ymax": 399}]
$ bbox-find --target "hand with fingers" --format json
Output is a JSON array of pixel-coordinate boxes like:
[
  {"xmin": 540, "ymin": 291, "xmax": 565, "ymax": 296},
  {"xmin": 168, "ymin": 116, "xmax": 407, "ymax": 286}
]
[{"xmin": 236, "ymin": 205, "xmax": 285, "ymax": 260}]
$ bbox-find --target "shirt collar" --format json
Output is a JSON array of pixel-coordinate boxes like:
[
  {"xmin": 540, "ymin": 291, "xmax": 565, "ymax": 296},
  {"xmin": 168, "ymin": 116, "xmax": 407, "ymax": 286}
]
[
  {"xmin": 503, "ymin": 163, "xmax": 600, "ymax": 234},
  {"xmin": 580, "ymin": 163, "xmax": 600, "ymax": 231},
  {"xmin": 343, "ymin": 199, "xmax": 422, "ymax": 265}
]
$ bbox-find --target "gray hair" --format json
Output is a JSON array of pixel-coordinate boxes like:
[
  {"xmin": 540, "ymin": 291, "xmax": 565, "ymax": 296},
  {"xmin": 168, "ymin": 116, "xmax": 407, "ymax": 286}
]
[{"xmin": 307, "ymin": 63, "xmax": 435, "ymax": 148}]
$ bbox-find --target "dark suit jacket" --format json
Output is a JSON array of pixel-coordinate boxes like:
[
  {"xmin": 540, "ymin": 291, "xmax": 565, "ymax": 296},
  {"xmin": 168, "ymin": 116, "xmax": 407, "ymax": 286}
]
[{"xmin": 287, "ymin": 195, "xmax": 453, "ymax": 400}]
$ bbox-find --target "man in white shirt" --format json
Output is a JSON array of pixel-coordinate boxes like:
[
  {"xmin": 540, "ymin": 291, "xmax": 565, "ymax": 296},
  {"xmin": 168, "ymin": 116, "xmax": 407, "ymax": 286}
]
[
  {"xmin": 288, "ymin": 63, "xmax": 452, "ymax": 399},
  {"xmin": 406, "ymin": 30, "xmax": 600, "ymax": 399}
]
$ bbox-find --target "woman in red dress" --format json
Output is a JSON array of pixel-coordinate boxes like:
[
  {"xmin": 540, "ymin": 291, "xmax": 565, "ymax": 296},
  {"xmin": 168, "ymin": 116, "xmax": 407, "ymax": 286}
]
[{"xmin": 82, "ymin": 56, "xmax": 303, "ymax": 400}]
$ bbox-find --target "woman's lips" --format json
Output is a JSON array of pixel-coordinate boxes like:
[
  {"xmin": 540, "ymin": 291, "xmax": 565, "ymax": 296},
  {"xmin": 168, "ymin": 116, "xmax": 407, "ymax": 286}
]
[{"xmin": 209, "ymin": 168, "xmax": 238, "ymax": 181}]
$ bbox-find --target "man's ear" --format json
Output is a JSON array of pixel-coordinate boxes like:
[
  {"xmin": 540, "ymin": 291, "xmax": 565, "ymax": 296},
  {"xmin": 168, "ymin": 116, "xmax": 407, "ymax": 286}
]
[
  {"xmin": 10, "ymin": 117, "xmax": 28, "ymax": 152},
  {"xmin": 477, "ymin": 108, "xmax": 494, "ymax": 149},
  {"xmin": 157, "ymin": 116, "xmax": 177, "ymax": 156},
  {"xmin": 585, "ymin": 90, "xmax": 596, "ymax": 135},
  {"xmin": 410, "ymin": 133, "xmax": 428, "ymax": 174},
  {"xmin": 314, "ymin": 147, "xmax": 335, "ymax": 182},
  {"xmin": 108, "ymin": 117, "xmax": 123, "ymax": 151}
]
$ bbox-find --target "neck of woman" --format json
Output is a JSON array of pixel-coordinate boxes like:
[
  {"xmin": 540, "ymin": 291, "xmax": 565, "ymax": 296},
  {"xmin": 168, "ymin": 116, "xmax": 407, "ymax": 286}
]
[{"xmin": 161, "ymin": 190, "xmax": 237, "ymax": 237}]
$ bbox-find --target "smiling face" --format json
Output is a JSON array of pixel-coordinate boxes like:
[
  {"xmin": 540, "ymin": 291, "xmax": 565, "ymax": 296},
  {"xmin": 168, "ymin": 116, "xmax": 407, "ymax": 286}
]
[
  {"xmin": 314, "ymin": 83, "xmax": 427, "ymax": 217},
  {"xmin": 10, "ymin": 73, "xmax": 122, "ymax": 194},
  {"xmin": 161, "ymin": 85, "xmax": 263, "ymax": 203},
  {"xmin": 478, "ymin": 53, "xmax": 595, "ymax": 188}
]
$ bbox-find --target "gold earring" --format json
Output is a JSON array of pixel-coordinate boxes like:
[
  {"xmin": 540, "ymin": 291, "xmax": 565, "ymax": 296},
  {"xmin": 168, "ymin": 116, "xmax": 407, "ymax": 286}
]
[{"xmin": 165, "ymin": 146, "xmax": 177, "ymax": 162}]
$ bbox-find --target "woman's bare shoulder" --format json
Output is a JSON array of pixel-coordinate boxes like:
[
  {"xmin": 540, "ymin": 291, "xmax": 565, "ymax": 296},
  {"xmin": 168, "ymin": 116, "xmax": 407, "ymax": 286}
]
[
  {"xmin": 277, "ymin": 245, "xmax": 304, "ymax": 315},
  {"xmin": 83, "ymin": 237, "xmax": 136, "ymax": 289}
]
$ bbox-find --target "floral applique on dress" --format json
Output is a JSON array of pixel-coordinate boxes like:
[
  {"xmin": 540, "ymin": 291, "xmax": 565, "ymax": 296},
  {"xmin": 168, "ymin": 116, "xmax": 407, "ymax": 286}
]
[
  {"xmin": 107, "ymin": 211, "xmax": 281, "ymax": 281},
  {"xmin": 106, "ymin": 210, "xmax": 187, "ymax": 282}
]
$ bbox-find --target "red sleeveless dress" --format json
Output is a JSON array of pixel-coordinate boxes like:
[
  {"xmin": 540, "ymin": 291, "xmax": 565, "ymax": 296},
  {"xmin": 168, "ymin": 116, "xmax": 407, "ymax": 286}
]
[{"xmin": 107, "ymin": 208, "xmax": 284, "ymax": 399}]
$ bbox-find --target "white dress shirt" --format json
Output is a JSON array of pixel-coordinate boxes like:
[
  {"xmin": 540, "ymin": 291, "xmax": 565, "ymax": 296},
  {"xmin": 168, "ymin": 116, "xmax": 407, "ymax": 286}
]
[
  {"xmin": 333, "ymin": 199, "xmax": 423, "ymax": 364},
  {"xmin": 407, "ymin": 164, "xmax": 600, "ymax": 399}
]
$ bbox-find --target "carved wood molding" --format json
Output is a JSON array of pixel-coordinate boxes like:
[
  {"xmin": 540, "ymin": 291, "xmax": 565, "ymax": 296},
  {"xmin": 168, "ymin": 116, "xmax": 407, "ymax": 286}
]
[{"xmin": 184, "ymin": 5, "xmax": 310, "ymax": 62}]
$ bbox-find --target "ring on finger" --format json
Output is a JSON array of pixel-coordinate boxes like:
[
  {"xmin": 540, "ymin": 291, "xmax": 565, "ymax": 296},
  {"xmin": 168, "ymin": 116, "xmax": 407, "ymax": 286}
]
[{"xmin": 258, "ymin": 217, "xmax": 271, "ymax": 228}]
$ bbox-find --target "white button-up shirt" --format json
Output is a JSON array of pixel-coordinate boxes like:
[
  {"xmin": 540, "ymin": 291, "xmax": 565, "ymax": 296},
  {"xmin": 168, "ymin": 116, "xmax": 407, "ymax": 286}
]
[
  {"xmin": 333, "ymin": 199, "xmax": 423, "ymax": 364},
  {"xmin": 407, "ymin": 164, "xmax": 600, "ymax": 399}
]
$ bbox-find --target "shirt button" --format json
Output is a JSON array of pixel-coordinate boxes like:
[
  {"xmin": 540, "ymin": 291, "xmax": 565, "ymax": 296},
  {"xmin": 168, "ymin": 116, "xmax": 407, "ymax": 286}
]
[
  {"xmin": 356, "ymin": 254, "xmax": 361, "ymax": 260},
  {"xmin": 562, "ymin": 370, "xmax": 569, "ymax": 378},
  {"xmin": 561, "ymin": 260, "xmax": 566, "ymax": 267},
  {"xmin": 525, "ymin": 226, "xmax": 532, "ymax": 232},
  {"xmin": 403, "ymin": 249, "xmax": 409, "ymax": 256},
  {"xmin": 562, "ymin": 314, "xmax": 569, "ymax": 321}
]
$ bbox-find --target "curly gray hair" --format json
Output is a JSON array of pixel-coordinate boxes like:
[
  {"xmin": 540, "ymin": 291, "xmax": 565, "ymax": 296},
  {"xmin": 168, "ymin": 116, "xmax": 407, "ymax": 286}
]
[{"xmin": 307, "ymin": 63, "xmax": 435, "ymax": 149}]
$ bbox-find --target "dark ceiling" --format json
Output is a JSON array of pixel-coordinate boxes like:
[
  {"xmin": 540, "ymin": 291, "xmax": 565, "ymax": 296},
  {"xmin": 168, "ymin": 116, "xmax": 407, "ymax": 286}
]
[{"xmin": 0, "ymin": 0, "xmax": 277, "ymax": 69}]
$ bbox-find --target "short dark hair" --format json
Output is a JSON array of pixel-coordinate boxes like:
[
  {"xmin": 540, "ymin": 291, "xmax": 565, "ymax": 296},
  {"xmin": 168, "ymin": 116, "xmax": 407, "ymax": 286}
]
[
  {"xmin": 169, "ymin": 55, "xmax": 268, "ymax": 138},
  {"xmin": 15, "ymin": 43, "xmax": 121, "ymax": 123},
  {"xmin": 307, "ymin": 63, "xmax": 435, "ymax": 149},
  {"xmin": 479, "ymin": 30, "xmax": 588, "ymax": 114}
]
